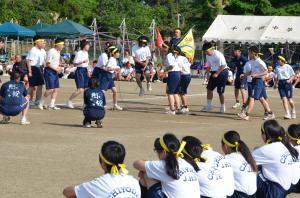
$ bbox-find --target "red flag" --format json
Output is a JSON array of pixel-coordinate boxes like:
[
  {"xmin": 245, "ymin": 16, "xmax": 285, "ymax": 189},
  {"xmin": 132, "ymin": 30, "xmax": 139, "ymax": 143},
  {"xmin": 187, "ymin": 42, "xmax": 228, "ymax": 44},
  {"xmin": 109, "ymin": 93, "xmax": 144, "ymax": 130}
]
[{"xmin": 156, "ymin": 27, "xmax": 163, "ymax": 49}]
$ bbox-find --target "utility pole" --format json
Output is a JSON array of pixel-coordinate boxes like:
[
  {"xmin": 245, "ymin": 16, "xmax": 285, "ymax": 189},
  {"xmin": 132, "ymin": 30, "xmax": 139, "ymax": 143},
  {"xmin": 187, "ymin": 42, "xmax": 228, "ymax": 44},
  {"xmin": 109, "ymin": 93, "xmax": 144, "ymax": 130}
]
[
  {"xmin": 119, "ymin": 18, "xmax": 127, "ymax": 60},
  {"xmin": 149, "ymin": 19, "xmax": 156, "ymax": 51}
]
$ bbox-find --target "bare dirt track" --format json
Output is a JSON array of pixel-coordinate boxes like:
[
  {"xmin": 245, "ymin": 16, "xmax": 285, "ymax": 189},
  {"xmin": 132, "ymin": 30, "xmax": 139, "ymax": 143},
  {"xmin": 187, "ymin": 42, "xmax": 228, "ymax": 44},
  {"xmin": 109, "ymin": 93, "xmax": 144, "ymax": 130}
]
[{"xmin": 0, "ymin": 76, "xmax": 299, "ymax": 197}]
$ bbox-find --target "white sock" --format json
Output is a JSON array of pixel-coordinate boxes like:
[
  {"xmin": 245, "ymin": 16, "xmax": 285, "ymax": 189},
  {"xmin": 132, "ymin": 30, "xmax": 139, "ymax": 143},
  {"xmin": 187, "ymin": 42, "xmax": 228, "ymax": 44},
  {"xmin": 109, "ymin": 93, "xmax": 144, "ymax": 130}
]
[
  {"xmin": 21, "ymin": 116, "xmax": 26, "ymax": 121},
  {"xmin": 50, "ymin": 99, "xmax": 56, "ymax": 107},
  {"xmin": 221, "ymin": 103, "xmax": 225, "ymax": 108},
  {"xmin": 207, "ymin": 100, "xmax": 212, "ymax": 107},
  {"xmin": 39, "ymin": 97, "xmax": 45, "ymax": 105},
  {"xmin": 292, "ymin": 108, "xmax": 296, "ymax": 114},
  {"xmin": 286, "ymin": 111, "xmax": 291, "ymax": 115}
]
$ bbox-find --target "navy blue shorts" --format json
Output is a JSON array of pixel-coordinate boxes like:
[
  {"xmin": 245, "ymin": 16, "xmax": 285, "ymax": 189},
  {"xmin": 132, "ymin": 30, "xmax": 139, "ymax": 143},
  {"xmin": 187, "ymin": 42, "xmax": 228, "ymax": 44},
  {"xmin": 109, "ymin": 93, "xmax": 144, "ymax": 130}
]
[
  {"xmin": 234, "ymin": 75, "xmax": 242, "ymax": 89},
  {"xmin": 241, "ymin": 78, "xmax": 248, "ymax": 90},
  {"xmin": 75, "ymin": 67, "xmax": 89, "ymax": 89},
  {"xmin": 83, "ymin": 108, "xmax": 105, "ymax": 121},
  {"xmin": 278, "ymin": 80, "xmax": 293, "ymax": 99},
  {"xmin": 256, "ymin": 173, "xmax": 286, "ymax": 198},
  {"xmin": 228, "ymin": 190, "xmax": 255, "ymax": 198},
  {"xmin": 99, "ymin": 71, "xmax": 115, "ymax": 91},
  {"xmin": 250, "ymin": 78, "xmax": 267, "ymax": 100},
  {"xmin": 44, "ymin": 67, "xmax": 59, "ymax": 89},
  {"xmin": 0, "ymin": 100, "xmax": 27, "ymax": 116},
  {"xmin": 180, "ymin": 74, "xmax": 191, "ymax": 95},
  {"xmin": 167, "ymin": 71, "xmax": 181, "ymax": 94},
  {"xmin": 135, "ymin": 63, "xmax": 145, "ymax": 74},
  {"xmin": 207, "ymin": 69, "xmax": 228, "ymax": 94},
  {"xmin": 92, "ymin": 67, "xmax": 102, "ymax": 80},
  {"xmin": 29, "ymin": 66, "xmax": 44, "ymax": 86},
  {"xmin": 147, "ymin": 183, "xmax": 167, "ymax": 198}
]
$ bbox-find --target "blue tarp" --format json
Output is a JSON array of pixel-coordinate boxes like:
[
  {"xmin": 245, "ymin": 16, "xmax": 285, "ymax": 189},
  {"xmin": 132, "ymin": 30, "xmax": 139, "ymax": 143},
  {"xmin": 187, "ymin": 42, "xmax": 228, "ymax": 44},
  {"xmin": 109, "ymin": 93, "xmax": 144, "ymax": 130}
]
[
  {"xmin": 37, "ymin": 19, "xmax": 93, "ymax": 38},
  {"xmin": 0, "ymin": 22, "xmax": 36, "ymax": 37},
  {"xmin": 29, "ymin": 22, "xmax": 50, "ymax": 31}
]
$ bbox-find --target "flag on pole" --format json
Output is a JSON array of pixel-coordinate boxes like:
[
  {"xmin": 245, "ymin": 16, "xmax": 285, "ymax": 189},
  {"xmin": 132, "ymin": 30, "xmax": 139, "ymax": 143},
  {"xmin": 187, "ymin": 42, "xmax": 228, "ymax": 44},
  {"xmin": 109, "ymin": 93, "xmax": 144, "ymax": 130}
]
[
  {"xmin": 176, "ymin": 28, "xmax": 195, "ymax": 62},
  {"xmin": 155, "ymin": 27, "xmax": 163, "ymax": 49}
]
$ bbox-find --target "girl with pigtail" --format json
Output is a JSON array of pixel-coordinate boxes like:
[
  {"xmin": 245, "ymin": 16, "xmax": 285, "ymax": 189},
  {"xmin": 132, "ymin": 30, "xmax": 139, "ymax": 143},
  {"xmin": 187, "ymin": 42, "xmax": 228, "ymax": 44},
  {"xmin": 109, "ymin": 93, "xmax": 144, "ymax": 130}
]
[
  {"xmin": 221, "ymin": 131, "xmax": 257, "ymax": 197},
  {"xmin": 133, "ymin": 133, "xmax": 200, "ymax": 198},
  {"xmin": 253, "ymin": 119, "xmax": 299, "ymax": 198}
]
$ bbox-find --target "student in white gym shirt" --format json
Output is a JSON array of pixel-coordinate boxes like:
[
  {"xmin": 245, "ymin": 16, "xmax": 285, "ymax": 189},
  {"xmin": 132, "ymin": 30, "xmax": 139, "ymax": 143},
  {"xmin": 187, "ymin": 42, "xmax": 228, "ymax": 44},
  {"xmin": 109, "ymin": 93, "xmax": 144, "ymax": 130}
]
[
  {"xmin": 253, "ymin": 120, "xmax": 299, "ymax": 198},
  {"xmin": 63, "ymin": 141, "xmax": 141, "ymax": 198},
  {"xmin": 133, "ymin": 133, "xmax": 200, "ymax": 198},
  {"xmin": 182, "ymin": 136, "xmax": 230, "ymax": 198},
  {"xmin": 222, "ymin": 130, "xmax": 257, "ymax": 197}
]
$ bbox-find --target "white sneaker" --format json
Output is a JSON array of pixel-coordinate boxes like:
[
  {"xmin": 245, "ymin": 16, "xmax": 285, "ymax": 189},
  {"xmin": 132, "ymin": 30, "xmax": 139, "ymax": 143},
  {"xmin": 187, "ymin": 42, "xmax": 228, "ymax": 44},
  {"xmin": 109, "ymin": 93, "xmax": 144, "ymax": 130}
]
[
  {"xmin": 38, "ymin": 103, "xmax": 44, "ymax": 110},
  {"xmin": 139, "ymin": 88, "xmax": 145, "ymax": 96},
  {"xmin": 165, "ymin": 109, "xmax": 176, "ymax": 115},
  {"xmin": 201, "ymin": 106, "xmax": 213, "ymax": 112},
  {"xmin": 237, "ymin": 112, "xmax": 249, "ymax": 120},
  {"xmin": 147, "ymin": 82, "xmax": 152, "ymax": 91},
  {"xmin": 66, "ymin": 100, "xmax": 74, "ymax": 109},
  {"xmin": 220, "ymin": 106, "xmax": 226, "ymax": 113},
  {"xmin": 263, "ymin": 113, "xmax": 275, "ymax": 120},
  {"xmin": 179, "ymin": 107, "xmax": 189, "ymax": 114},
  {"xmin": 21, "ymin": 119, "xmax": 30, "ymax": 125},
  {"xmin": 291, "ymin": 112, "xmax": 297, "ymax": 119},
  {"xmin": 232, "ymin": 103, "xmax": 241, "ymax": 109},
  {"xmin": 48, "ymin": 106, "xmax": 61, "ymax": 110},
  {"xmin": 113, "ymin": 104, "xmax": 123, "ymax": 111},
  {"xmin": 83, "ymin": 123, "xmax": 91, "ymax": 128}
]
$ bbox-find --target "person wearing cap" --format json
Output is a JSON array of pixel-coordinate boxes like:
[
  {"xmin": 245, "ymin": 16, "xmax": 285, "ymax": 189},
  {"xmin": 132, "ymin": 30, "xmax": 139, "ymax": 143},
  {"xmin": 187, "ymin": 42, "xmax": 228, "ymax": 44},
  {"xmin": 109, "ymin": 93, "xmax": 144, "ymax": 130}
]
[
  {"xmin": 98, "ymin": 47, "xmax": 123, "ymax": 111},
  {"xmin": 201, "ymin": 42, "xmax": 228, "ymax": 113},
  {"xmin": 26, "ymin": 35, "xmax": 46, "ymax": 106},
  {"xmin": 38, "ymin": 39, "xmax": 64, "ymax": 110},
  {"xmin": 237, "ymin": 46, "xmax": 274, "ymax": 121},
  {"xmin": 66, "ymin": 40, "xmax": 90, "ymax": 109},
  {"xmin": 132, "ymin": 36, "xmax": 151, "ymax": 96},
  {"xmin": 63, "ymin": 141, "xmax": 141, "ymax": 198},
  {"xmin": 274, "ymin": 55, "xmax": 296, "ymax": 119},
  {"xmin": 231, "ymin": 46, "xmax": 248, "ymax": 109}
]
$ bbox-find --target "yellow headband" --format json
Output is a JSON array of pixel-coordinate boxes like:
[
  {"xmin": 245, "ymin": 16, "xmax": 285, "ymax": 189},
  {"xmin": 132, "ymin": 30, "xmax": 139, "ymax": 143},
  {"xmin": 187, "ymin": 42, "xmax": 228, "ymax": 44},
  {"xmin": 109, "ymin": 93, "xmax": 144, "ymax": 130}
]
[
  {"xmin": 99, "ymin": 153, "xmax": 128, "ymax": 175},
  {"xmin": 287, "ymin": 132, "xmax": 300, "ymax": 145},
  {"xmin": 141, "ymin": 39, "xmax": 147, "ymax": 43},
  {"xmin": 159, "ymin": 137, "xmax": 186, "ymax": 158},
  {"xmin": 112, "ymin": 48, "xmax": 118, "ymax": 54},
  {"xmin": 278, "ymin": 55, "xmax": 286, "ymax": 63},
  {"xmin": 108, "ymin": 46, "xmax": 116, "ymax": 49},
  {"xmin": 34, "ymin": 39, "xmax": 44, "ymax": 43},
  {"xmin": 258, "ymin": 52, "xmax": 264, "ymax": 56},
  {"xmin": 55, "ymin": 42, "xmax": 64, "ymax": 45},
  {"xmin": 162, "ymin": 43, "xmax": 169, "ymax": 48},
  {"xmin": 182, "ymin": 148, "xmax": 203, "ymax": 162},
  {"xmin": 205, "ymin": 47, "xmax": 213, "ymax": 52},
  {"xmin": 222, "ymin": 137, "xmax": 239, "ymax": 152},
  {"xmin": 201, "ymin": 144, "xmax": 211, "ymax": 150}
]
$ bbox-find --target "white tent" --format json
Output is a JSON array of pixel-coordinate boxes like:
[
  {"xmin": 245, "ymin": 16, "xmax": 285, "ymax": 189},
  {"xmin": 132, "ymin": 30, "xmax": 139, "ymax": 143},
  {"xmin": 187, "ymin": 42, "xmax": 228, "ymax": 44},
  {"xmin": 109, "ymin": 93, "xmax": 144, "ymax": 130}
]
[{"xmin": 202, "ymin": 15, "xmax": 300, "ymax": 44}]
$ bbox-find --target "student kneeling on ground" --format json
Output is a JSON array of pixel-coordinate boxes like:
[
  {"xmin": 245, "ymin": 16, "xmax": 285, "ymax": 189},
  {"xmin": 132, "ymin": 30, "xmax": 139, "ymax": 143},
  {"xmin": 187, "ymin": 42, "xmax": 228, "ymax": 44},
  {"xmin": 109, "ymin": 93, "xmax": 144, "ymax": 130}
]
[
  {"xmin": 63, "ymin": 141, "xmax": 141, "ymax": 198},
  {"xmin": 0, "ymin": 72, "xmax": 30, "ymax": 124},
  {"xmin": 83, "ymin": 77, "xmax": 106, "ymax": 128}
]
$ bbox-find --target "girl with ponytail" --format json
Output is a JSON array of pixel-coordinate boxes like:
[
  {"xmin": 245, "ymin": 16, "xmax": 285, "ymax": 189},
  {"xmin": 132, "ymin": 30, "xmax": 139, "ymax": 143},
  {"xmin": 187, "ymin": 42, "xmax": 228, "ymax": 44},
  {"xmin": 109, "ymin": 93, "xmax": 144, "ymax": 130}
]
[
  {"xmin": 253, "ymin": 119, "xmax": 299, "ymax": 198},
  {"xmin": 182, "ymin": 136, "xmax": 231, "ymax": 198},
  {"xmin": 221, "ymin": 131, "xmax": 257, "ymax": 197},
  {"xmin": 133, "ymin": 133, "xmax": 200, "ymax": 198}
]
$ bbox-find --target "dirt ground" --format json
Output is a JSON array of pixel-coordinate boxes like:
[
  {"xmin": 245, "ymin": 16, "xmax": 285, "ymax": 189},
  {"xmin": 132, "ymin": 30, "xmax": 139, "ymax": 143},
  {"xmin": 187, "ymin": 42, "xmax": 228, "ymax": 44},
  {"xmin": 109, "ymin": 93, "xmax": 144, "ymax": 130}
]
[{"xmin": 0, "ymin": 76, "xmax": 299, "ymax": 198}]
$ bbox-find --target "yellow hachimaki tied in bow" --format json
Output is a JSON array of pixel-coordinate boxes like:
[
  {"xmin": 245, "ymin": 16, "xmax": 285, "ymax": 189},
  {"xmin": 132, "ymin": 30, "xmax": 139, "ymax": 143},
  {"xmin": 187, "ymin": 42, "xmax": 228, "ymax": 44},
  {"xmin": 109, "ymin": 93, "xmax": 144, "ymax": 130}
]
[
  {"xmin": 222, "ymin": 136, "xmax": 240, "ymax": 152},
  {"xmin": 287, "ymin": 132, "xmax": 300, "ymax": 145},
  {"xmin": 159, "ymin": 137, "xmax": 186, "ymax": 159},
  {"xmin": 99, "ymin": 152, "xmax": 129, "ymax": 175}
]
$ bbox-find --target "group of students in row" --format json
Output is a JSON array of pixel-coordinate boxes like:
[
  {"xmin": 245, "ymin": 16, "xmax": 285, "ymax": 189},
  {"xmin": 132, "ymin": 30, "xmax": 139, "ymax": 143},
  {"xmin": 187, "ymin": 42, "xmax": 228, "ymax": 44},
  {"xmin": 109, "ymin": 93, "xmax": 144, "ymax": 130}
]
[
  {"xmin": 198, "ymin": 42, "xmax": 298, "ymax": 121},
  {"xmin": 63, "ymin": 120, "xmax": 300, "ymax": 198}
]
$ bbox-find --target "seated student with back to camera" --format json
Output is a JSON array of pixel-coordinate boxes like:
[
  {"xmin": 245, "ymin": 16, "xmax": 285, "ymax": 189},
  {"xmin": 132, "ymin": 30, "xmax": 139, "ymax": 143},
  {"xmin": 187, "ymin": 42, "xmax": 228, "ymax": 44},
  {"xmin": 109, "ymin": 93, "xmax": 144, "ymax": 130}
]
[{"xmin": 82, "ymin": 77, "xmax": 106, "ymax": 128}]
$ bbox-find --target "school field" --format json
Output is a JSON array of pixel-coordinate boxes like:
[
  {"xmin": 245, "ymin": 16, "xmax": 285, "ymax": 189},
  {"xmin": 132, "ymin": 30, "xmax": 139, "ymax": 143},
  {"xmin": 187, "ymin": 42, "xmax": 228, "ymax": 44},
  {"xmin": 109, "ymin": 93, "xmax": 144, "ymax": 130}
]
[{"xmin": 0, "ymin": 76, "xmax": 299, "ymax": 198}]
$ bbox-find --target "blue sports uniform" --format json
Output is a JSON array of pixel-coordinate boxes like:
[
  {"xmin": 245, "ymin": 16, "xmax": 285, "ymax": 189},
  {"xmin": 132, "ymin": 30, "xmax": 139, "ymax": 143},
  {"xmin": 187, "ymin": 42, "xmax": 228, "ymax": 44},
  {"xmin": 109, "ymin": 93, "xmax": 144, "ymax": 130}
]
[
  {"xmin": 231, "ymin": 55, "xmax": 248, "ymax": 89},
  {"xmin": 0, "ymin": 80, "xmax": 27, "ymax": 116},
  {"xmin": 83, "ymin": 87, "xmax": 106, "ymax": 123}
]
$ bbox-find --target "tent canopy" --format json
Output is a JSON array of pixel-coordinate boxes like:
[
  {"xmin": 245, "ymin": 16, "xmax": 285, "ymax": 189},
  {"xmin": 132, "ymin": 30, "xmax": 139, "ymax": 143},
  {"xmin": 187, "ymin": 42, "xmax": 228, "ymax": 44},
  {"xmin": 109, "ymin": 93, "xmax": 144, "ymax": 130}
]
[
  {"xmin": 29, "ymin": 22, "xmax": 50, "ymax": 31},
  {"xmin": 0, "ymin": 22, "xmax": 36, "ymax": 37},
  {"xmin": 202, "ymin": 15, "xmax": 300, "ymax": 44},
  {"xmin": 37, "ymin": 19, "xmax": 93, "ymax": 38}
]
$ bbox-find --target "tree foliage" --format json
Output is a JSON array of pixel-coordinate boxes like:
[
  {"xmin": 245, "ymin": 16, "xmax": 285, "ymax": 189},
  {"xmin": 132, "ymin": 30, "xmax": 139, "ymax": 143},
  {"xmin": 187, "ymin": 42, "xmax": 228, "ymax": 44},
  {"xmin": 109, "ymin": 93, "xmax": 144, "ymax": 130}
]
[{"xmin": 0, "ymin": 0, "xmax": 299, "ymax": 38}]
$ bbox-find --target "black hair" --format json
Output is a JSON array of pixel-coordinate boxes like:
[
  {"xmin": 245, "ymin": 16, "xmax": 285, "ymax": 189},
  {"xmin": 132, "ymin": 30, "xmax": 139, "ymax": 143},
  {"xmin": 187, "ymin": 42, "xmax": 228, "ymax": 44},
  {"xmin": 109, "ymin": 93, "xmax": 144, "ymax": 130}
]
[
  {"xmin": 154, "ymin": 133, "xmax": 180, "ymax": 180},
  {"xmin": 138, "ymin": 36, "xmax": 149, "ymax": 46},
  {"xmin": 182, "ymin": 136, "xmax": 204, "ymax": 172},
  {"xmin": 33, "ymin": 35, "xmax": 43, "ymax": 42},
  {"xmin": 234, "ymin": 46, "xmax": 242, "ymax": 51},
  {"xmin": 88, "ymin": 77, "xmax": 100, "ymax": 89},
  {"xmin": 0, "ymin": 37, "xmax": 4, "ymax": 43},
  {"xmin": 287, "ymin": 124, "xmax": 300, "ymax": 145},
  {"xmin": 80, "ymin": 40, "xmax": 90, "ymax": 50},
  {"xmin": 202, "ymin": 42, "xmax": 213, "ymax": 51},
  {"xmin": 262, "ymin": 120, "xmax": 299, "ymax": 160},
  {"xmin": 222, "ymin": 131, "xmax": 258, "ymax": 172},
  {"xmin": 100, "ymin": 141, "xmax": 126, "ymax": 172},
  {"xmin": 248, "ymin": 46, "xmax": 259, "ymax": 54},
  {"xmin": 55, "ymin": 38, "xmax": 64, "ymax": 45},
  {"xmin": 10, "ymin": 71, "xmax": 21, "ymax": 81},
  {"xmin": 92, "ymin": 60, "xmax": 97, "ymax": 64}
]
